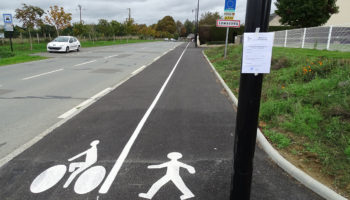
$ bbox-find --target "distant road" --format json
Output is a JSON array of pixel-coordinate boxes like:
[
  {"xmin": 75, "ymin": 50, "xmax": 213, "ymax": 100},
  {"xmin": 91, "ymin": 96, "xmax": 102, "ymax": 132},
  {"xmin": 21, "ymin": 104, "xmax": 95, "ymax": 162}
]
[{"xmin": 0, "ymin": 41, "xmax": 181, "ymax": 159}]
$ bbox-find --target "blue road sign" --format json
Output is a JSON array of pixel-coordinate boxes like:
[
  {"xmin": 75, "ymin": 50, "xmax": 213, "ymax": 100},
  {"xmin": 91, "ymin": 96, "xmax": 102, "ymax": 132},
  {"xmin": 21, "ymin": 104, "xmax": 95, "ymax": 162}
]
[
  {"xmin": 3, "ymin": 14, "xmax": 13, "ymax": 24},
  {"xmin": 224, "ymin": 0, "xmax": 236, "ymax": 12}
]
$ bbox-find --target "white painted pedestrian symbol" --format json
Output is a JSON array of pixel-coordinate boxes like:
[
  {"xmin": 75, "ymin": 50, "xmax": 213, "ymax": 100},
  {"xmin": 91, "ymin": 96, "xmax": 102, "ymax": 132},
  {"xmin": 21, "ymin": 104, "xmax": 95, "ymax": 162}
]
[
  {"xmin": 30, "ymin": 140, "xmax": 106, "ymax": 194},
  {"xmin": 139, "ymin": 152, "xmax": 196, "ymax": 200}
]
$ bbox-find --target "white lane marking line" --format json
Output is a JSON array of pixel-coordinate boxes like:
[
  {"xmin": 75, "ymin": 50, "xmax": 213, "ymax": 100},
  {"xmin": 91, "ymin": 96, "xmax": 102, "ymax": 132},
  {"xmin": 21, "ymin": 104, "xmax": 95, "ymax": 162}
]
[
  {"xmin": 99, "ymin": 42, "xmax": 190, "ymax": 194},
  {"xmin": 0, "ymin": 84, "xmax": 2, "ymax": 88},
  {"xmin": 104, "ymin": 55, "xmax": 118, "ymax": 59},
  {"xmin": 131, "ymin": 65, "xmax": 146, "ymax": 75},
  {"xmin": 58, "ymin": 88, "xmax": 112, "ymax": 119},
  {"xmin": 74, "ymin": 60, "xmax": 97, "ymax": 67},
  {"xmin": 153, "ymin": 56, "xmax": 160, "ymax": 62},
  {"xmin": 22, "ymin": 69, "xmax": 64, "ymax": 80}
]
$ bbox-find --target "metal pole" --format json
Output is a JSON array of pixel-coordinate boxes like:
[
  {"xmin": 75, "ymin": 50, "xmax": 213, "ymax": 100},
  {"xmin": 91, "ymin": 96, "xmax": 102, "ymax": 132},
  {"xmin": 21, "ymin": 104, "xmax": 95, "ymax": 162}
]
[
  {"xmin": 195, "ymin": 0, "xmax": 200, "ymax": 47},
  {"xmin": 9, "ymin": 35, "xmax": 13, "ymax": 52},
  {"xmin": 8, "ymin": 31, "xmax": 13, "ymax": 52},
  {"xmin": 302, "ymin": 28, "xmax": 306, "ymax": 48},
  {"xmin": 327, "ymin": 26, "xmax": 333, "ymax": 50},
  {"xmin": 230, "ymin": 0, "xmax": 272, "ymax": 199},
  {"xmin": 78, "ymin": 5, "xmax": 82, "ymax": 24},
  {"xmin": 284, "ymin": 30, "xmax": 288, "ymax": 47},
  {"xmin": 224, "ymin": 27, "xmax": 229, "ymax": 58}
]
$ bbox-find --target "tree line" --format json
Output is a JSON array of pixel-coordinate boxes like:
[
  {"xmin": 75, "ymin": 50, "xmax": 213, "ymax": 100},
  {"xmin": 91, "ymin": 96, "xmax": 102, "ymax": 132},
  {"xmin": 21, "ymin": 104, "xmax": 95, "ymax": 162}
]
[{"xmin": 8, "ymin": 4, "xmax": 198, "ymax": 50}]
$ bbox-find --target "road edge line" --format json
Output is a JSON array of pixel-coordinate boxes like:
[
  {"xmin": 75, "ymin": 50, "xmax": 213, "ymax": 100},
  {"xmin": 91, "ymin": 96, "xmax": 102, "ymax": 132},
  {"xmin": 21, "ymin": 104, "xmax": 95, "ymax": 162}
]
[
  {"xmin": 202, "ymin": 51, "xmax": 347, "ymax": 200},
  {"xmin": 58, "ymin": 87, "xmax": 113, "ymax": 119},
  {"xmin": 0, "ymin": 44, "xmax": 181, "ymax": 169}
]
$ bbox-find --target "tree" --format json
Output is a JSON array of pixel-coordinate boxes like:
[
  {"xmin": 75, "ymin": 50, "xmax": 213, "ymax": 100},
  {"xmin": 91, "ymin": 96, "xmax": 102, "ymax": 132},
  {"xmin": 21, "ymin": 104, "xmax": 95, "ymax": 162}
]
[
  {"xmin": 156, "ymin": 16, "xmax": 176, "ymax": 34},
  {"xmin": 45, "ymin": 5, "xmax": 72, "ymax": 36},
  {"xmin": 176, "ymin": 20, "xmax": 183, "ymax": 35},
  {"xmin": 15, "ymin": 3, "xmax": 44, "ymax": 50},
  {"xmin": 125, "ymin": 19, "xmax": 137, "ymax": 35},
  {"xmin": 39, "ymin": 24, "xmax": 57, "ymax": 39},
  {"xmin": 275, "ymin": 0, "xmax": 339, "ymax": 28},
  {"xmin": 96, "ymin": 19, "xmax": 112, "ymax": 37},
  {"xmin": 86, "ymin": 24, "xmax": 97, "ymax": 41},
  {"xmin": 73, "ymin": 22, "xmax": 88, "ymax": 37},
  {"xmin": 184, "ymin": 19, "xmax": 194, "ymax": 35},
  {"xmin": 110, "ymin": 20, "xmax": 126, "ymax": 36},
  {"xmin": 199, "ymin": 12, "xmax": 221, "ymax": 26}
]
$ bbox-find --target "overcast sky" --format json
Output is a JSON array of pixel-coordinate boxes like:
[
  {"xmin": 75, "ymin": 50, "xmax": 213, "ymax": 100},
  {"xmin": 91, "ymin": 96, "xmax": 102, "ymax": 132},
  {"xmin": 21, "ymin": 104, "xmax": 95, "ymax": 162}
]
[{"xmin": 1, "ymin": 0, "xmax": 277, "ymax": 26}]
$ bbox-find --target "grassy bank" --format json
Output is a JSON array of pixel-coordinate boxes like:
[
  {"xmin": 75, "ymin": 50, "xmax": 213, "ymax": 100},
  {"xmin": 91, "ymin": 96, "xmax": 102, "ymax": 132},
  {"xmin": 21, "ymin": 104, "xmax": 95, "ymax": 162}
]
[
  {"xmin": 0, "ymin": 39, "xmax": 156, "ymax": 66},
  {"xmin": 205, "ymin": 46, "xmax": 350, "ymax": 197}
]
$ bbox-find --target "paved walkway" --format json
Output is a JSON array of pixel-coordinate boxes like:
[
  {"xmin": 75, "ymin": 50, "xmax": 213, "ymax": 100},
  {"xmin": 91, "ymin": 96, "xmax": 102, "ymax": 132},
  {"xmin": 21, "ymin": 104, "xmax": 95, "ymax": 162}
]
[{"xmin": 0, "ymin": 42, "xmax": 323, "ymax": 200}]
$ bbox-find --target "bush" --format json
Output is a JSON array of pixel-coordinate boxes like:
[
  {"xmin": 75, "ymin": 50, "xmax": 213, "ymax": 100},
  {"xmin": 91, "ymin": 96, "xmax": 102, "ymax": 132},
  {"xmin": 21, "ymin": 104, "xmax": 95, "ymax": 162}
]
[
  {"xmin": 0, "ymin": 49, "xmax": 15, "ymax": 58},
  {"xmin": 264, "ymin": 129, "xmax": 291, "ymax": 148},
  {"xmin": 344, "ymin": 146, "xmax": 350, "ymax": 158},
  {"xmin": 282, "ymin": 105, "xmax": 323, "ymax": 139}
]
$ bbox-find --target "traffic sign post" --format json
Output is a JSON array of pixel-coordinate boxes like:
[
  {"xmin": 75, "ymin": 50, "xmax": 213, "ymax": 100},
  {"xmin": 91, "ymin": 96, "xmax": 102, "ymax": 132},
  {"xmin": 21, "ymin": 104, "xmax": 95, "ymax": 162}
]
[
  {"xmin": 216, "ymin": 20, "xmax": 240, "ymax": 58},
  {"xmin": 216, "ymin": 20, "xmax": 240, "ymax": 28},
  {"xmin": 230, "ymin": 0, "xmax": 272, "ymax": 199},
  {"xmin": 221, "ymin": 0, "xmax": 238, "ymax": 58},
  {"xmin": 0, "ymin": 25, "xmax": 4, "ymax": 40},
  {"xmin": 3, "ymin": 14, "xmax": 13, "ymax": 24},
  {"xmin": 3, "ymin": 14, "xmax": 14, "ymax": 52}
]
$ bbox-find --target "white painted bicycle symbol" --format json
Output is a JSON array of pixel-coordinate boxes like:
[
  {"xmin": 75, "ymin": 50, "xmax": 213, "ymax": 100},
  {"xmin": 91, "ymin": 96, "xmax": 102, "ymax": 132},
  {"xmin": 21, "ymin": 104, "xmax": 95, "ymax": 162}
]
[
  {"xmin": 30, "ymin": 140, "xmax": 196, "ymax": 199},
  {"xmin": 30, "ymin": 140, "xmax": 106, "ymax": 194}
]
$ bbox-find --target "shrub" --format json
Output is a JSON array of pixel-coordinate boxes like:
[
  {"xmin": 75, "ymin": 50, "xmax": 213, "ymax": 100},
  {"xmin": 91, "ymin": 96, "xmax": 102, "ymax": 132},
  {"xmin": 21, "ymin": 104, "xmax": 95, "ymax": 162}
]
[{"xmin": 264, "ymin": 129, "xmax": 291, "ymax": 148}]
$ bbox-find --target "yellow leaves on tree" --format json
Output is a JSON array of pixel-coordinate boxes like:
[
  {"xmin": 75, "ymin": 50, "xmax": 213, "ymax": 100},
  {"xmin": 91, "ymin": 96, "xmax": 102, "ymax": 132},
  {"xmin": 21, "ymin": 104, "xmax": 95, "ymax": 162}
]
[{"xmin": 45, "ymin": 5, "xmax": 72, "ymax": 36}]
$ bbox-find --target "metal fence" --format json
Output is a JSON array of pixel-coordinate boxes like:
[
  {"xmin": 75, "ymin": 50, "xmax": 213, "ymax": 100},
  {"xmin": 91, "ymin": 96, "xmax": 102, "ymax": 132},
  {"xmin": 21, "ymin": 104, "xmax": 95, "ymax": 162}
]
[{"xmin": 273, "ymin": 25, "xmax": 350, "ymax": 52}]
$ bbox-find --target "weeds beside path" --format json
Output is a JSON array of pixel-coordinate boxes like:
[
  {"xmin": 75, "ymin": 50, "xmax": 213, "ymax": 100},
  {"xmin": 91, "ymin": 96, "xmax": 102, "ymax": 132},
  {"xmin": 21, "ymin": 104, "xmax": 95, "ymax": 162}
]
[
  {"xmin": 0, "ymin": 39, "xmax": 156, "ymax": 67},
  {"xmin": 205, "ymin": 46, "xmax": 350, "ymax": 198}
]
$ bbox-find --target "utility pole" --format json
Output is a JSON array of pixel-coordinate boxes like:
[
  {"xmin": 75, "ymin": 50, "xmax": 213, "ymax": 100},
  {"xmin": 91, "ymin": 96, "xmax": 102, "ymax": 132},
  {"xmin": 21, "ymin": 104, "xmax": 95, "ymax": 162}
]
[
  {"xmin": 127, "ymin": 8, "xmax": 131, "ymax": 22},
  {"xmin": 230, "ymin": 0, "xmax": 272, "ymax": 200},
  {"xmin": 195, "ymin": 0, "xmax": 199, "ymax": 47},
  {"xmin": 78, "ymin": 5, "xmax": 82, "ymax": 24}
]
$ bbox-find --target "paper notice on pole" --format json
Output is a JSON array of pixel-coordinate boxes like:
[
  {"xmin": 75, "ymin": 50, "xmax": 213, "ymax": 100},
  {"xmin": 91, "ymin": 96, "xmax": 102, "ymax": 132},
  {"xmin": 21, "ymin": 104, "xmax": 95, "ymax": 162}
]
[{"xmin": 242, "ymin": 32, "xmax": 274, "ymax": 74}]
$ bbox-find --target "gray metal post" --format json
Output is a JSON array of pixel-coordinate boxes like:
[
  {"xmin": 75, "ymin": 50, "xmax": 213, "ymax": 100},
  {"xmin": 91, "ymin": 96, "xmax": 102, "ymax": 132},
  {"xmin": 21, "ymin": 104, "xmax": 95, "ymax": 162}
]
[
  {"xmin": 302, "ymin": 28, "xmax": 306, "ymax": 48},
  {"xmin": 327, "ymin": 26, "xmax": 333, "ymax": 50},
  {"xmin": 224, "ymin": 27, "xmax": 229, "ymax": 58},
  {"xmin": 195, "ymin": 0, "xmax": 200, "ymax": 47},
  {"xmin": 284, "ymin": 30, "xmax": 288, "ymax": 47}
]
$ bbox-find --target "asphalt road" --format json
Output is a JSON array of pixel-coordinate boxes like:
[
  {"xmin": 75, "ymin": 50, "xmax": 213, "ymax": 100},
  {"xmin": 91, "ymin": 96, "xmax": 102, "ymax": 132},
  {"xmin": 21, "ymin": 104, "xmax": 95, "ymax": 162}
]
[
  {"xmin": 0, "ymin": 42, "xmax": 323, "ymax": 199},
  {"xmin": 0, "ymin": 41, "xmax": 181, "ymax": 159}
]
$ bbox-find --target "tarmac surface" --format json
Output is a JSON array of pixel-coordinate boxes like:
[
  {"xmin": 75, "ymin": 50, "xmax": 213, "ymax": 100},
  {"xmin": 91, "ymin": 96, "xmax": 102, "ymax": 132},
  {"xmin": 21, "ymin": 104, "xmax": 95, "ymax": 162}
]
[
  {"xmin": 0, "ymin": 42, "xmax": 323, "ymax": 199},
  {"xmin": 0, "ymin": 41, "xmax": 180, "ymax": 159}
]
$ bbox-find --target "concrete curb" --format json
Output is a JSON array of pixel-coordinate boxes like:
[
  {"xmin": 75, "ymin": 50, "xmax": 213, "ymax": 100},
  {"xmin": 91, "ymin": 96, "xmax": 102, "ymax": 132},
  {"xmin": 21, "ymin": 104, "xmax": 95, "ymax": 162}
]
[{"xmin": 202, "ymin": 51, "xmax": 348, "ymax": 200}]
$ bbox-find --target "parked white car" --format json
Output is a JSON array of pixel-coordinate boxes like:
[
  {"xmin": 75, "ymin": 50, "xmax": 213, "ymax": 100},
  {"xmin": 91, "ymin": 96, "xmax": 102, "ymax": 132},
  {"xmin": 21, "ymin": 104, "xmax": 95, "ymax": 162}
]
[{"xmin": 47, "ymin": 36, "xmax": 81, "ymax": 53}]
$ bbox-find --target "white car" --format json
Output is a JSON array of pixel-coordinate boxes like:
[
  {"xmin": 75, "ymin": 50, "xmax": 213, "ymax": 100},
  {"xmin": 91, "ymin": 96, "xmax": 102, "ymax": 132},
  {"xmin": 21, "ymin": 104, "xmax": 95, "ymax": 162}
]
[{"xmin": 47, "ymin": 36, "xmax": 81, "ymax": 53}]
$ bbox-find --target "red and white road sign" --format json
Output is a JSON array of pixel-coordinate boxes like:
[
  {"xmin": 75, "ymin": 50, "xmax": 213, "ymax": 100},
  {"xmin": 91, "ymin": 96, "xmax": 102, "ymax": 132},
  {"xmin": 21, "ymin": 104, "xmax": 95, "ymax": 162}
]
[{"xmin": 216, "ymin": 20, "xmax": 240, "ymax": 28}]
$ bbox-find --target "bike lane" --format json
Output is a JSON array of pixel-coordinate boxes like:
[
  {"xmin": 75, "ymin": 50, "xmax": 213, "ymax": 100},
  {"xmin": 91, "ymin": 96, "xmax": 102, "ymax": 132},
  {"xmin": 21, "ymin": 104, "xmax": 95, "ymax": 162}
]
[
  {"xmin": 0, "ymin": 43, "xmax": 188, "ymax": 200},
  {"xmin": 102, "ymin": 44, "xmax": 324, "ymax": 200}
]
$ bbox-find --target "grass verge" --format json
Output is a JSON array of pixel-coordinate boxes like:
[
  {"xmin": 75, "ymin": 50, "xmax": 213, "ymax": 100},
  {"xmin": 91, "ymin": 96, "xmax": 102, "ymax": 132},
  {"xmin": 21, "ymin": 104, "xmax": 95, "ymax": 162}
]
[
  {"xmin": 205, "ymin": 45, "xmax": 350, "ymax": 198},
  {"xmin": 0, "ymin": 39, "xmax": 156, "ymax": 66}
]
